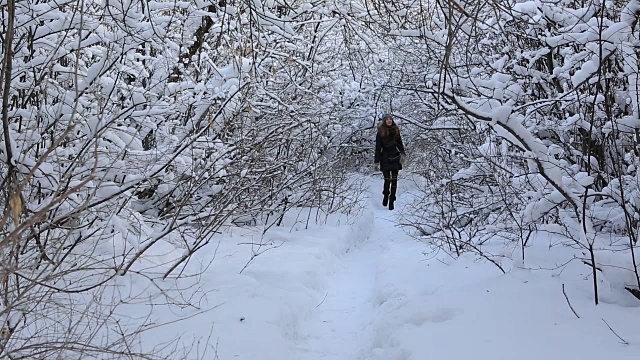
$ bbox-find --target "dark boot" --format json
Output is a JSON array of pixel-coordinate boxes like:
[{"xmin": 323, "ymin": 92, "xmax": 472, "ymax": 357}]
[
  {"xmin": 388, "ymin": 170, "xmax": 398, "ymax": 210},
  {"xmin": 390, "ymin": 184, "xmax": 397, "ymax": 202},
  {"xmin": 389, "ymin": 186, "xmax": 397, "ymax": 211},
  {"xmin": 382, "ymin": 192, "xmax": 389, "ymax": 206}
]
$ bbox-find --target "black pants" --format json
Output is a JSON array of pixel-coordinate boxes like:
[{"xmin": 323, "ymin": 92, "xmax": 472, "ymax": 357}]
[{"xmin": 382, "ymin": 169, "xmax": 398, "ymax": 199}]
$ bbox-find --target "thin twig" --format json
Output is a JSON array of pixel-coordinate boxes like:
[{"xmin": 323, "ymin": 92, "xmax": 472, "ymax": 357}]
[
  {"xmin": 316, "ymin": 292, "xmax": 329, "ymax": 308},
  {"xmin": 601, "ymin": 318, "xmax": 629, "ymax": 345},
  {"xmin": 562, "ymin": 284, "xmax": 580, "ymax": 319}
]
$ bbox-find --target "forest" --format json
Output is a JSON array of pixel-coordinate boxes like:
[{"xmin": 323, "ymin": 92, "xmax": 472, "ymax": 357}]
[{"xmin": 1, "ymin": 0, "xmax": 640, "ymax": 358}]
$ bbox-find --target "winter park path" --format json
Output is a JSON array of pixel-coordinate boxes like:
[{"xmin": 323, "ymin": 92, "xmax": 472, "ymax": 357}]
[
  {"xmin": 292, "ymin": 180, "xmax": 460, "ymax": 359},
  {"xmin": 293, "ymin": 201, "xmax": 398, "ymax": 359},
  {"xmin": 147, "ymin": 177, "xmax": 640, "ymax": 359}
]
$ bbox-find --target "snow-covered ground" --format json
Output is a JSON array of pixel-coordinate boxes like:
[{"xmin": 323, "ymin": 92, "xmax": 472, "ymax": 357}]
[{"xmin": 137, "ymin": 175, "xmax": 640, "ymax": 359}]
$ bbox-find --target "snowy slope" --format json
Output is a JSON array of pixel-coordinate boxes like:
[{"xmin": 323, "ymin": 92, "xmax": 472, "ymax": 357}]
[{"xmin": 137, "ymin": 174, "xmax": 640, "ymax": 359}]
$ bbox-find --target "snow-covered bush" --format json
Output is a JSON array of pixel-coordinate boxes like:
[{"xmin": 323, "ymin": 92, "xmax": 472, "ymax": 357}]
[
  {"xmin": 0, "ymin": 0, "xmax": 367, "ymax": 357},
  {"xmin": 365, "ymin": 0, "xmax": 640, "ymax": 303}
]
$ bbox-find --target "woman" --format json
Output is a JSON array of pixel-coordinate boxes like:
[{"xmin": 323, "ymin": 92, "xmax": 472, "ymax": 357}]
[{"xmin": 374, "ymin": 114, "xmax": 406, "ymax": 210}]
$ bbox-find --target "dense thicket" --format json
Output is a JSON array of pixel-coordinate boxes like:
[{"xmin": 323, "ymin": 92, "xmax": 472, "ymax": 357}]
[
  {"xmin": 0, "ymin": 0, "xmax": 372, "ymax": 357},
  {"xmin": 367, "ymin": 0, "xmax": 640, "ymax": 303},
  {"xmin": 3, "ymin": 0, "xmax": 640, "ymax": 358}
]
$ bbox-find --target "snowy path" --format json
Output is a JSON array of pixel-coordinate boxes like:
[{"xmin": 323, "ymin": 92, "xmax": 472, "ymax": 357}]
[
  {"xmin": 294, "ymin": 182, "xmax": 420, "ymax": 359},
  {"xmin": 293, "ymin": 238, "xmax": 379, "ymax": 359}
]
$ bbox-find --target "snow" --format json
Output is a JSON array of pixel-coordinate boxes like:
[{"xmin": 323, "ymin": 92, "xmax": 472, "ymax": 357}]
[
  {"xmin": 95, "ymin": 182, "xmax": 122, "ymax": 199},
  {"xmin": 513, "ymin": 1, "xmax": 539, "ymax": 16},
  {"xmin": 126, "ymin": 177, "xmax": 640, "ymax": 359},
  {"xmin": 572, "ymin": 58, "xmax": 600, "ymax": 87},
  {"xmin": 10, "ymin": 0, "xmax": 640, "ymax": 357}
]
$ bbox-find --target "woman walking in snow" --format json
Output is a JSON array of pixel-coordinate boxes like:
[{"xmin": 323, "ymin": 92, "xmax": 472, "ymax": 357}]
[{"xmin": 374, "ymin": 114, "xmax": 406, "ymax": 210}]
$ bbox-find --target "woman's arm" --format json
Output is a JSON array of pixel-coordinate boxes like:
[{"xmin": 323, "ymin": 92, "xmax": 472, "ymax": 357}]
[
  {"xmin": 396, "ymin": 132, "xmax": 405, "ymax": 154},
  {"xmin": 374, "ymin": 132, "xmax": 382, "ymax": 163}
]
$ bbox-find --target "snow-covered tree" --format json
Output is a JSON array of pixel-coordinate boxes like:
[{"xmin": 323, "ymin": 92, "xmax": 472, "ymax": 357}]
[
  {"xmin": 363, "ymin": 0, "xmax": 640, "ymax": 302},
  {"xmin": 0, "ymin": 0, "xmax": 368, "ymax": 357}
]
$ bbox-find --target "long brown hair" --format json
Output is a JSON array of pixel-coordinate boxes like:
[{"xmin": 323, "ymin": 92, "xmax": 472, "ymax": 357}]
[{"xmin": 378, "ymin": 121, "xmax": 399, "ymax": 140}]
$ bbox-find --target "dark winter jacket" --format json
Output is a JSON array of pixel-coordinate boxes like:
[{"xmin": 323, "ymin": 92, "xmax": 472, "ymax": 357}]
[{"xmin": 375, "ymin": 121, "xmax": 405, "ymax": 171}]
